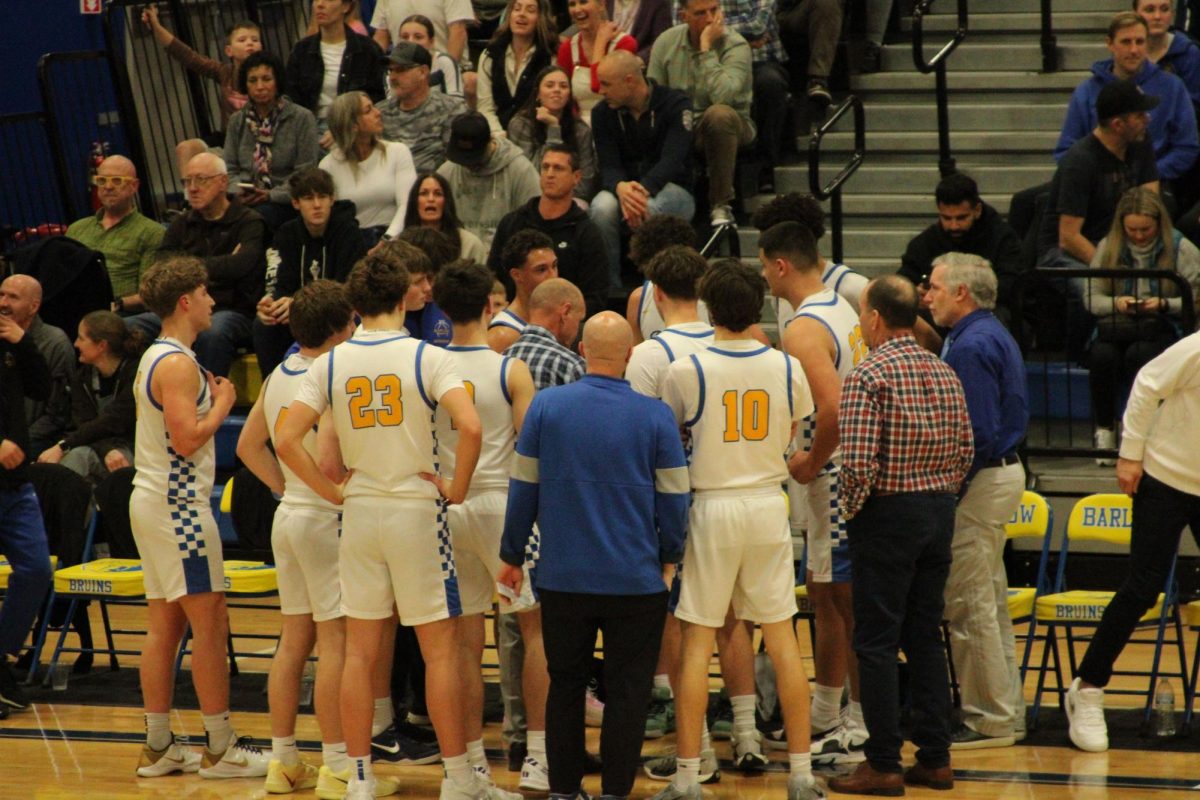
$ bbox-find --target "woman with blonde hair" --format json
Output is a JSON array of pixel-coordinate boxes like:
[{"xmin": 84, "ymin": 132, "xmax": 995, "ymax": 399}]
[
  {"xmin": 319, "ymin": 90, "xmax": 417, "ymax": 246},
  {"xmin": 1085, "ymin": 185, "xmax": 1200, "ymax": 462},
  {"xmin": 475, "ymin": 0, "xmax": 559, "ymax": 133}
]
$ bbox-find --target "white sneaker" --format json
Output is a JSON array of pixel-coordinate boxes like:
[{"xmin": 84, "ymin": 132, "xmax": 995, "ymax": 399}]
[
  {"xmin": 1065, "ymin": 678, "xmax": 1109, "ymax": 752},
  {"xmin": 316, "ymin": 765, "xmax": 400, "ymax": 799},
  {"xmin": 136, "ymin": 736, "xmax": 201, "ymax": 777},
  {"xmin": 1094, "ymin": 428, "xmax": 1117, "ymax": 467},
  {"xmin": 475, "ymin": 766, "xmax": 522, "ymax": 800},
  {"xmin": 642, "ymin": 748, "xmax": 721, "ymax": 783},
  {"xmin": 440, "ymin": 775, "xmax": 489, "ymax": 800},
  {"xmin": 199, "ymin": 735, "xmax": 271, "ymax": 779},
  {"xmin": 788, "ymin": 773, "xmax": 827, "ymax": 800},
  {"xmin": 265, "ymin": 758, "xmax": 320, "ymax": 793},
  {"xmin": 732, "ymin": 729, "xmax": 768, "ymax": 771},
  {"xmin": 710, "ymin": 204, "xmax": 735, "ymax": 227},
  {"xmin": 519, "ymin": 754, "xmax": 550, "ymax": 792}
]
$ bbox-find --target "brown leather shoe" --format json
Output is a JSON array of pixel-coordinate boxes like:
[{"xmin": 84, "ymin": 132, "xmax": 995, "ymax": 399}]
[
  {"xmin": 903, "ymin": 762, "xmax": 954, "ymax": 790},
  {"xmin": 828, "ymin": 761, "xmax": 905, "ymax": 796}
]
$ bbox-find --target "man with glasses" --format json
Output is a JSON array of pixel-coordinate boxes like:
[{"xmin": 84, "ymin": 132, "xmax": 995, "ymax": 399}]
[
  {"xmin": 129, "ymin": 153, "xmax": 265, "ymax": 377},
  {"xmin": 66, "ymin": 155, "xmax": 165, "ymax": 317}
]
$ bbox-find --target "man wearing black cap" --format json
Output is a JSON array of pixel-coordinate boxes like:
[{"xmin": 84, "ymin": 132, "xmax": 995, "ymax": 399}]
[
  {"xmin": 437, "ymin": 112, "xmax": 541, "ymax": 247},
  {"xmin": 378, "ymin": 41, "xmax": 468, "ymax": 172},
  {"xmin": 1036, "ymin": 78, "xmax": 1160, "ymax": 271}
]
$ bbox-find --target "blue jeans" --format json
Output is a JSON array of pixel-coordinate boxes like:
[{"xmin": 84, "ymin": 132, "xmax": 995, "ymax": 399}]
[
  {"xmin": 126, "ymin": 310, "xmax": 254, "ymax": 377},
  {"xmin": 0, "ymin": 484, "xmax": 52, "ymax": 656},
  {"xmin": 589, "ymin": 183, "xmax": 695, "ymax": 293},
  {"xmin": 848, "ymin": 491, "xmax": 956, "ymax": 772}
]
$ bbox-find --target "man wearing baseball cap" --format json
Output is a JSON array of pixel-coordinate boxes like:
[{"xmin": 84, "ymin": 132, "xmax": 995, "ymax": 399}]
[
  {"xmin": 437, "ymin": 112, "xmax": 541, "ymax": 248},
  {"xmin": 377, "ymin": 41, "xmax": 468, "ymax": 172}
]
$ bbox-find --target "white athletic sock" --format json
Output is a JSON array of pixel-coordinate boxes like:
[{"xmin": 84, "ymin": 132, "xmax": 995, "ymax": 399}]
[
  {"xmin": 811, "ymin": 684, "xmax": 842, "ymax": 732},
  {"xmin": 145, "ymin": 711, "xmax": 171, "ymax": 751},
  {"xmin": 653, "ymin": 674, "xmax": 672, "ymax": 695},
  {"xmin": 323, "ymin": 742, "xmax": 350, "ymax": 773},
  {"xmin": 272, "ymin": 735, "xmax": 300, "ymax": 767},
  {"xmin": 349, "ymin": 756, "xmax": 373, "ymax": 786},
  {"xmin": 372, "ymin": 697, "xmax": 394, "ymax": 737},
  {"xmin": 847, "ymin": 699, "xmax": 865, "ymax": 732},
  {"xmin": 201, "ymin": 711, "xmax": 234, "ymax": 753},
  {"xmin": 701, "ymin": 718, "xmax": 711, "ymax": 752},
  {"xmin": 789, "ymin": 752, "xmax": 813, "ymax": 781},
  {"xmin": 445, "ymin": 753, "xmax": 474, "ymax": 789},
  {"xmin": 528, "ymin": 730, "xmax": 547, "ymax": 762},
  {"xmin": 467, "ymin": 739, "xmax": 489, "ymax": 774},
  {"xmin": 731, "ymin": 694, "xmax": 756, "ymax": 736},
  {"xmin": 674, "ymin": 756, "xmax": 701, "ymax": 790}
]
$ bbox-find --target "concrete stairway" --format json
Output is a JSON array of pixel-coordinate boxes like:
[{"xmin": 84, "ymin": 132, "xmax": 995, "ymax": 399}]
[{"xmin": 740, "ymin": 0, "xmax": 1133, "ymax": 275}]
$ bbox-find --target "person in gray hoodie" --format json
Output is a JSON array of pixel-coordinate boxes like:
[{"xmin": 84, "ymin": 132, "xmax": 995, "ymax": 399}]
[{"xmin": 437, "ymin": 111, "xmax": 541, "ymax": 249}]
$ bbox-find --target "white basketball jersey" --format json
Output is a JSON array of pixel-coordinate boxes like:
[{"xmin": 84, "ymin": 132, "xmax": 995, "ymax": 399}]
[
  {"xmin": 774, "ymin": 262, "xmax": 867, "ymax": 337},
  {"xmin": 626, "ymin": 321, "xmax": 715, "ymax": 398},
  {"xmin": 789, "ymin": 288, "xmax": 867, "ymax": 470},
  {"xmin": 662, "ymin": 339, "xmax": 813, "ymax": 492},
  {"xmin": 132, "ymin": 337, "xmax": 216, "ymax": 501},
  {"xmin": 264, "ymin": 352, "xmax": 336, "ymax": 511},
  {"xmin": 488, "ymin": 308, "xmax": 527, "ymax": 335},
  {"xmin": 295, "ymin": 329, "xmax": 463, "ymax": 500},
  {"xmin": 434, "ymin": 345, "xmax": 515, "ymax": 495},
  {"xmin": 636, "ymin": 280, "xmax": 710, "ymax": 341}
]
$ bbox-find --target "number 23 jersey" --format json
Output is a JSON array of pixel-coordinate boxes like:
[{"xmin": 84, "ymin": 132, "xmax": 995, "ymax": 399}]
[
  {"xmin": 295, "ymin": 329, "xmax": 464, "ymax": 500},
  {"xmin": 662, "ymin": 339, "xmax": 814, "ymax": 492}
]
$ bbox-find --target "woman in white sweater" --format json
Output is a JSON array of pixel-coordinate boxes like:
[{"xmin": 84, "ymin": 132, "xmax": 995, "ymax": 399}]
[{"xmin": 319, "ymin": 90, "xmax": 417, "ymax": 245}]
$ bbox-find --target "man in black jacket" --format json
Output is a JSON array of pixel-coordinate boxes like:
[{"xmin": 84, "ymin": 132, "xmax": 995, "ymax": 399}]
[
  {"xmin": 127, "ymin": 153, "xmax": 266, "ymax": 376},
  {"xmin": 0, "ymin": 300, "xmax": 52, "ymax": 718},
  {"xmin": 488, "ymin": 146, "xmax": 609, "ymax": 321},
  {"xmin": 590, "ymin": 50, "xmax": 696, "ymax": 295},
  {"xmin": 898, "ymin": 172, "xmax": 1024, "ymax": 328}
]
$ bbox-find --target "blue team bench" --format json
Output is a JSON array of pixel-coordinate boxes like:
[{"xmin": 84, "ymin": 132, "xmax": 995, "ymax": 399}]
[{"xmin": 1026, "ymin": 361, "xmax": 1090, "ymax": 420}]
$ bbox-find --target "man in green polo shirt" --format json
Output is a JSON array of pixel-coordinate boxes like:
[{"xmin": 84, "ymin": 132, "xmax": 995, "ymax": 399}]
[{"xmin": 65, "ymin": 155, "xmax": 164, "ymax": 316}]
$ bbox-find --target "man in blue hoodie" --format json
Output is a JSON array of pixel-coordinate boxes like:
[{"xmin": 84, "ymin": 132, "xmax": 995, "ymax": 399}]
[{"xmin": 1055, "ymin": 11, "xmax": 1198, "ymax": 184}]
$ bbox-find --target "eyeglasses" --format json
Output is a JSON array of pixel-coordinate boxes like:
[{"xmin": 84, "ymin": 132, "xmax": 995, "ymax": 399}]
[
  {"xmin": 92, "ymin": 175, "xmax": 135, "ymax": 188},
  {"xmin": 181, "ymin": 174, "xmax": 222, "ymax": 188}
]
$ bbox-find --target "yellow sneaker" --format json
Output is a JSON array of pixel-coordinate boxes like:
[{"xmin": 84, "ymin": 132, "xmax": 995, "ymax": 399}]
[
  {"xmin": 135, "ymin": 736, "xmax": 201, "ymax": 777},
  {"xmin": 316, "ymin": 765, "xmax": 401, "ymax": 799},
  {"xmin": 265, "ymin": 758, "xmax": 320, "ymax": 793}
]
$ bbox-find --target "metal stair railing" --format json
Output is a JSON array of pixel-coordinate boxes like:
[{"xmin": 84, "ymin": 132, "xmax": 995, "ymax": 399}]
[
  {"xmin": 1041, "ymin": 0, "xmax": 1059, "ymax": 72},
  {"xmin": 808, "ymin": 95, "xmax": 865, "ymax": 265},
  {"xmin": 912, "ymin": 0, "xmax": 968, "ymax": 177}
]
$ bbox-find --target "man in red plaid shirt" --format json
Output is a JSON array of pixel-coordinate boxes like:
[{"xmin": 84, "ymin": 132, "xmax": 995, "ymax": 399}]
[{"xmin": 828, "ymin": 275, "xmax": 974, "ymax": 797}]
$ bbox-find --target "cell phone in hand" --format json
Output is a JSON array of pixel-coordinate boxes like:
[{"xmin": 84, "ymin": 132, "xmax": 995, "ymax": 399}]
[{"xmin": 237, "ymin": 182, "xmax": 256, "ymax": 191}]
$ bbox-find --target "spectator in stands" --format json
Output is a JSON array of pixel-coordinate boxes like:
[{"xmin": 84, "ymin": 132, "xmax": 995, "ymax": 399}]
[
  {"xmin": 1085, "ymin": 186, "xmax": 1200, "ymax": 461},
  {"xmin": 0, "ymin": 286, "xmax": 51, "ymax": 718},
  {"xmin": 66, "ymin": 155, "xmax": 164, "ymax": 317},
  {"xmin": 508, "ymin": 66, "xmax": 599, "ymax": 200},
  {"xmin": 0, "ymin": 275, "xmax": 75, "ymax": 456},
  {"xmin": 398, "ymin": 14, "xmax": 466, "ymax": 96},
  {"xmin": 1037, "ymin": 79, "xmax": 1160, "ymax": 271},
  {"xmin": 624, "ymin": 215, "xmax": 700, "ymax": 343},
  {"xmin": 477, "ymin": 0, "xmax": 560, "ymax": 134},
  {"xmin": 404, "ymin": 172, "xmax": 490, "ymax": 262},
  {"xmin": 285, "ymin": 0, "xmax": 386, "ymax": 135},
  {"xmin": 141, "ymin": 8, "xmax": 262, "ymax": 171},
  {"xmin": 1056, "ymin": 12, "xmax": 1198, "ymax": 189},
  {"xmin": 591, "ymin": 50, "xmax": 695, "ymax": 293},
  {"xmin": 379, "ymin": 43, "xmax": 468, "ymax": 173},
  {"xmin": 397, "ymin": 228, "xmax": 457, "ymax": 344},
  {"xmin": 723, "ymin": 0, "xmax": 792, "ymax": 192},
  {"xmin": 860, "ymin": 0, "xmax": 890, "ymax": 73},
  {"xmin": 605, "ymin": 0, "xmax": 671, "ymax": 65},
  {"xmin": 254, "ymin": 167, "xmax": 367, "ymax": 376},
  {"xmin": 777, "ymin": 0, "xmax": 840, "ymax": 104},
  {"xmin": 37, "ymin": 311, "xmax": 144, "ymax": 484},
  {"xmin": 488, "ymin": 230, "xmax": 561, "ymax": 352},
  {"xmin": 899, "ymin": 173, "xmax": 1023, "ymax": 327},
  {"xmin": 225, "ymin": 52, "xmax": 321, "ymax": 233},
  {"xmin": 648, "ymin": 0, "xmax": 754, "ymax": 228},
  {"xmin": 438, "ymin": 112, "xmax": 542, "ymax": 245},
  {"xmin": 488, "ymin": 145, "xmax": 609, "ymax": 319},
  {"xmin": 372, "ymin": 0, "xmax": 473, "ymax": 78},
  {"xmin": 131, "ymin": 153, "xmax": 266, "ymax": 377},
  {"xmin": 1139, "ymin": 0, "xmax": 1200, "ymax": 107},
  {"xmin": 557, "ymin": 0, "xmax": 639, "ymax": 124},
  {"xmin": 321, "ymin": 91, "xmax": 418, "ymax": 246}
]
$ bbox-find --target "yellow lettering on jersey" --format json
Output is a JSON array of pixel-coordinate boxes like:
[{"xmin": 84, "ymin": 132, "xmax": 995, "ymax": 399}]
[
  {"xmin": 273, "ymin": 406, "xmax": 289, "ymax": 439},
  {"xmin": 721, "ymin": 389, "xmax": 770, "ymax": 442},
  {"xmin": 451, "ymin": 380, "xmax": 476, "ymax": 431},
  {"xmin": 848, "ymin": 325, "xmax": 868, "ymax": 366},
  {"xmin": 346, "ymin": 374, "xmax": 405, "ymax": 430}
]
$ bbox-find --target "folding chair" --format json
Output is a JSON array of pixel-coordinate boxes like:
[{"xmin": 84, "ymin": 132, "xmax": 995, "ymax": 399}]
[
  {"xmin": 44, "ymin": 557, "xmax": 148, "ymax": 682},
  {"xmin": 0, "ymin": 552, "xmax": 59, "ymax": 684},
  {"xmin": 1027, "ymin": 493, "xmax": 1189, "ymax": 728},
  {"xmin": 1006, "ymin": 491, "xmax": 1055, "ymax": 683}
]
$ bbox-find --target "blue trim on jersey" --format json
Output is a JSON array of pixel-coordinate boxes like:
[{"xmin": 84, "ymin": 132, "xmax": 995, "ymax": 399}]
[
  {"xmin": 415, "ymin": 340, "xmax": 435, "ymax": 410},
  {"xmin": 445, "ymin": 345, "xmax": 490, "ymax": 352},
  {"xmin": 326, "ymin": 347, "xmax": 335, "ymax": 406},
  {"xmin": 144, "ymin": 345, "xmax": 187, "ymax": 412},
  {"xmin": 661, "ymin": 327, "xmax": 714, "ymax": 339},
  {"xmin": 278, "ymin": 359, "xmax": 309, "ymax": 376},
  {"xmin": 636, "ymin": 280, "xmax": 651, "ymax": 326},
  {"xmin": 500, "ymin": 356, "xmax": 513, "ymax": 405},
  {"xmin": 803, "ymin": 293, "xmax": 840, "ymax": 308},
  {"xmin": 823, "ymin": 263, "xmax": 858, "ymax": 295},
  {"xmin": 797, "ymin": 312, "xmax": 842, "ymax": 371},
  {"xmin": 655, "ymin": 336, "xmax": 676, "ymax": 363},
  {"xmin": 346, "ymin": 334, "xmax": 408, "ymax": 346},
  {"xmin": 784, "ymin": 350, "xmax": 794, "ymax": 418},
  {"xmin": 488, "ymin": 310, "xmax": 526, "ymax": 332},
  {"xmin": 684, "ymin": 353, "xmax": 705, "ymax": 428},
  {"xmin": 708, "ymin": 344, "xmax": 770, "ymax": 358}
]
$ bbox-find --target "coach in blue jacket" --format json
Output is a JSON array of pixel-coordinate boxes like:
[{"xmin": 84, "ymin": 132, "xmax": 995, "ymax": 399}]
[{"xmin": 500, "ymin": 310, "xmax": 690, "ymax": 800}]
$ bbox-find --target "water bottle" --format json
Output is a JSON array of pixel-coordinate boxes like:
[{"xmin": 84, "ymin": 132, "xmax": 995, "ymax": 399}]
[{"xmin": 1154, "ymin": 678, "xmax": 1176, "ymax": 737}]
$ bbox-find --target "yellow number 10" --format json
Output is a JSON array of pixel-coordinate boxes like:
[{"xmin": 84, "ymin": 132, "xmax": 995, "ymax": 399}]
[{"xmin": 722, "ymin": 389, "xmax": 769, "ymax": 442}]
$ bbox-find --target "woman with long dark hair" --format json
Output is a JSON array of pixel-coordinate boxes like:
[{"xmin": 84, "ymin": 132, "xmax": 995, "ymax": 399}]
[
  {"xmin": 404, "ymin": 172, "xmax": 488, "ymax": 262},
  {"xmin": 475, "ymin": 0, "xmax": 558, "ymax": 133},
  {"xmin": 507, "ymin": 65, "xmax": 598, "ymax": 200}
]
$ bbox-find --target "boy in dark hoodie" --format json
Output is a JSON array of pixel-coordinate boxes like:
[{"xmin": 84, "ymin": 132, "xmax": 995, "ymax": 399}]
[{"xmin": 253, "ymin": 167, "xmax": 366, "ymax": 375}]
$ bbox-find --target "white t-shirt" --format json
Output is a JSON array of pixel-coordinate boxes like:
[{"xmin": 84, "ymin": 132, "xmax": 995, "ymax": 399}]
[
  {"xmin": 371, "ymin": 0, "xmax": 476, "ymax": 58},
  {"xmin": 320, "ymin": 141, "xmax": 417, "ymax": 237},
  {"xmin": 317, "ymin": 41, "xmax": 347, "ymax": 119}
]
